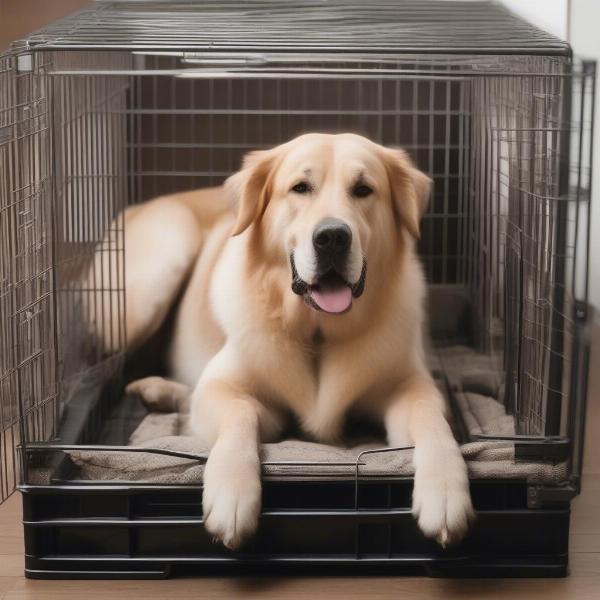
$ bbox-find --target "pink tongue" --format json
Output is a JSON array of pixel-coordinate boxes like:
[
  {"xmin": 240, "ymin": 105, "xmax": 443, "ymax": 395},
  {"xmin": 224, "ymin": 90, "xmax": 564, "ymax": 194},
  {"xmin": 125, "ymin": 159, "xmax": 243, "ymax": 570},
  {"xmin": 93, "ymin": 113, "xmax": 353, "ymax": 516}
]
[{"xmin": 310, "ymin": 286, "xmax": 352, "ymax": 314}]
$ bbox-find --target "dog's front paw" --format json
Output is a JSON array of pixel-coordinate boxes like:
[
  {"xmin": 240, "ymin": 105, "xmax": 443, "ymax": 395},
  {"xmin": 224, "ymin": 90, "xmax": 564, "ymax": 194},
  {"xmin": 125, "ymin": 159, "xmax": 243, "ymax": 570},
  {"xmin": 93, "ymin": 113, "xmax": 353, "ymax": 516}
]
[
  {"xmin": 412, "ymin": 451, "xmax": 474, "ymax": 547},
  {"xmin": 202, "ymin": 449, "xmax": 262, "ymax": 550}
]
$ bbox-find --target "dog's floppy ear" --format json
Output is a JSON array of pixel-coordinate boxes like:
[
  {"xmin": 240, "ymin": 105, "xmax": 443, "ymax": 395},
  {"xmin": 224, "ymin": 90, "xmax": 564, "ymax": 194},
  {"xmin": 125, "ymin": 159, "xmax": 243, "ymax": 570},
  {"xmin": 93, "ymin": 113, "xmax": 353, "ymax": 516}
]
[
  {"xmin": 225, "ymin": 149, "xmax": 277, "ymax": 236},
  {"xmin": 382, "ymin": 148, "xmax": 431, "ymax": 239}
]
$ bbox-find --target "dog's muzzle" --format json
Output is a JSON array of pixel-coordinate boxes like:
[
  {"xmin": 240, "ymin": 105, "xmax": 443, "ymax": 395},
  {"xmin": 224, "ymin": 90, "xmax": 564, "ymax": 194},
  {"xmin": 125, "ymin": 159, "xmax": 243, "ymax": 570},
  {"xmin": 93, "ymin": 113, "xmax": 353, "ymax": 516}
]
[{"xmin": 290, "ymin": 252, "xmax": 367, "ymax": 315}]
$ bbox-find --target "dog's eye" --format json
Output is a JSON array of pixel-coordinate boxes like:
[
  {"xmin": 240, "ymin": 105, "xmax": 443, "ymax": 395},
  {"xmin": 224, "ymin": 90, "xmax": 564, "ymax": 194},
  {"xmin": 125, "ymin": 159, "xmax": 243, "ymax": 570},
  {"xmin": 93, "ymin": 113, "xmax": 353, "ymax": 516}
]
[
  {"xmin": 291, "ymin": 182, "xmax": 311, "ymax": 194},
  {"xmin": 352, "ymin": 184, "xmax": 373, "ymax": 198}
]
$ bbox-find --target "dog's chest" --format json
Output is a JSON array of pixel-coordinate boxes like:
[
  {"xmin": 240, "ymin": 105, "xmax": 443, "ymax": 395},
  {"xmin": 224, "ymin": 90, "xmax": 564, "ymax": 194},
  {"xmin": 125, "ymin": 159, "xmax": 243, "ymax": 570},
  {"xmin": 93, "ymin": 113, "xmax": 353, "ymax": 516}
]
[
  {"xmin": 308, "ymin": 329, "xmax": 325, "ymax": 374},
  {"xmin": 252, "ymin": 323, "xmax": 400, "ymax": 431}
]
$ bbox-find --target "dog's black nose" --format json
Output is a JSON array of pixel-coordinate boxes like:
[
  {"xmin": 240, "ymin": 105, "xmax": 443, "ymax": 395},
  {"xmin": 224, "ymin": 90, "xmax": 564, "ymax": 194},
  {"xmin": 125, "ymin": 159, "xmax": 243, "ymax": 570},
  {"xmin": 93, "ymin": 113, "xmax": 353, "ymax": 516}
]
[{"xmin": 313, "ymin": 218, "xmax": 352, "ymax": 255}]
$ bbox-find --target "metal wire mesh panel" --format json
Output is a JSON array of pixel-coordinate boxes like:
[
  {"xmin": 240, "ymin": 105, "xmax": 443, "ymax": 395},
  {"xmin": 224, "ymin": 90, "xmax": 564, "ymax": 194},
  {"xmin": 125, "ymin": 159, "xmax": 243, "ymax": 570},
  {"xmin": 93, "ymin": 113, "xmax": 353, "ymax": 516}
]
[
  {"xmin": 465, "ymin": 65, "xmax": 572, "ymax": 434},
  {"xmin": 126, "ymin": 55, "xmax": 469, "ymax": 285},
  {"xmin": 23, "ymin": 0, "xmax": 569, "ymax": 54},
  {"xmin": 51, "ymin": 51, "xmax": 129, "ymax": 423},
  {"xmin": 463, "ymin": 61, "xmax": 595, "ymax": 437},
  {"xmin": 0, "ymin": 50, "xmax": 56, "ymax": 502},
  {"xmin": 0, "ymin": 50, "xmax": 131, "ymax": 500}
]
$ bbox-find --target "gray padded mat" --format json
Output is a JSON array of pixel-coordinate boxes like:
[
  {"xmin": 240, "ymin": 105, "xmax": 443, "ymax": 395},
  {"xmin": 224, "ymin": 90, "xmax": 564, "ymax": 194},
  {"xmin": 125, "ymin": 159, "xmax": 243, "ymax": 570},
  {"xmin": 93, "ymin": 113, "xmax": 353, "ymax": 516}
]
[{"xmin": 66, "ymin": 345, "xmax": 566, "ymax": 484}]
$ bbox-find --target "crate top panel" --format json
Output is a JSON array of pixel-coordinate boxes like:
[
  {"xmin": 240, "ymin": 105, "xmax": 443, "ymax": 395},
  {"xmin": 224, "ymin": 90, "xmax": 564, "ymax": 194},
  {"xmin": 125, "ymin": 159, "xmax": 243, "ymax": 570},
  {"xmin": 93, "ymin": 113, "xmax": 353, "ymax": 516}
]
[{"xmin": 16, "ymin": 0, "xmax": 569, "ymax": 56}]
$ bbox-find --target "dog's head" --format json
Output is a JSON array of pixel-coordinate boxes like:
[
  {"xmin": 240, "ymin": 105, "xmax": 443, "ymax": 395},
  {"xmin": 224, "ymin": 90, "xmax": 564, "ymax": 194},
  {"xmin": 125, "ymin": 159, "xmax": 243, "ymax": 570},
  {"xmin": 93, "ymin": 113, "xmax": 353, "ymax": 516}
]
[{"xmin": 225, "ymin": 133, "xmax": 430, "ymax": 316}]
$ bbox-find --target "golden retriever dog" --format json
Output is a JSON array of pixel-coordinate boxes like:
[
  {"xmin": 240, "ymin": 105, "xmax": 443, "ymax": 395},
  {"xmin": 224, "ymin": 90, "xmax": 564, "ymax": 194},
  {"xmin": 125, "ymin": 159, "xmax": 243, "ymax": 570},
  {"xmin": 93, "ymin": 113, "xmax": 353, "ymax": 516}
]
[{"xmin": 89, "ymin": 133, "xmax": 474, "ymax": 550}]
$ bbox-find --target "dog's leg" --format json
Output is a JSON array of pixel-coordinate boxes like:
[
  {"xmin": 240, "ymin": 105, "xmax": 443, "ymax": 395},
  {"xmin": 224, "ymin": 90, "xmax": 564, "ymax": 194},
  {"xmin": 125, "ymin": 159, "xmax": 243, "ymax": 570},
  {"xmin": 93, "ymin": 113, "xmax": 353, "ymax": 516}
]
[
  {"xmin": 385, "ymin": 375, "xmax": 474, "ymax": 546},
  {"xmin": 190, "ymin": 348, "xmax": 284, "ymax": 550},
  {"xmin": 126, "ymin": 376, "xmax": 192, "ymax": 413}
]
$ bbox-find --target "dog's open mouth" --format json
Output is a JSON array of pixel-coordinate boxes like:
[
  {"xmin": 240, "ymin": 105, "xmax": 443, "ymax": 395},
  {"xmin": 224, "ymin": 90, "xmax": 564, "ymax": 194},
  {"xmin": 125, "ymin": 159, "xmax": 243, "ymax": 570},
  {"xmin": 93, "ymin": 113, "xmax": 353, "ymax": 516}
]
[
  {"xmin": 308, "ymin": 271, "xmax": 353, "ymax": 314},
  {"xmin": 290, "ymin": 254, "xmax": 367, "ymax": 315}
]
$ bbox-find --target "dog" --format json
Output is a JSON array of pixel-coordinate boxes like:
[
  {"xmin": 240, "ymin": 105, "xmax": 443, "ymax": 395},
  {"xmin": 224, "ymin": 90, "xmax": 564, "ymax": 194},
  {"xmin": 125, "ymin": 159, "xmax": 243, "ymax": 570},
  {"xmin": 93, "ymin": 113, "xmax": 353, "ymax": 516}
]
[{"xmin": 89, "ymin": 133, "xmax": 474, "ymax": 550}]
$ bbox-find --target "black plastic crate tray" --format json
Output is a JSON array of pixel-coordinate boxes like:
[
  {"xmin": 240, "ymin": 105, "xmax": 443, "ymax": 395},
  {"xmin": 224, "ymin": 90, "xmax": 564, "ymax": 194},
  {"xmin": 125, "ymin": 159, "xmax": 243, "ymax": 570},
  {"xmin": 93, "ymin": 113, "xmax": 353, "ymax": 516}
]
[{"xmin": 21, "ymin": 478, "xmax": 570, "ymax": 579}]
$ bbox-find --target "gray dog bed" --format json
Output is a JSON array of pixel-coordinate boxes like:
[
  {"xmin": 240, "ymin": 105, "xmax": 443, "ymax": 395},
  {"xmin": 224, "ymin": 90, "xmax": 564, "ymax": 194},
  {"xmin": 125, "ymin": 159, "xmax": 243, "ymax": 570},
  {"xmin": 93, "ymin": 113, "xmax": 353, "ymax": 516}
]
[{"xmin": 67, "ymin": 344, "xmax": 565, "ymax": 484}]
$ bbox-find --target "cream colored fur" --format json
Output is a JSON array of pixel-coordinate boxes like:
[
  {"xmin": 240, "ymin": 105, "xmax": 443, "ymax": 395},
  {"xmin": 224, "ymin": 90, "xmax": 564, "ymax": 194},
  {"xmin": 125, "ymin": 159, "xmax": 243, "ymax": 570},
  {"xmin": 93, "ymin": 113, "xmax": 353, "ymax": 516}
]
[{"xmin": 90, "ymin": 133, "xmax": 474, "ymax": 550}]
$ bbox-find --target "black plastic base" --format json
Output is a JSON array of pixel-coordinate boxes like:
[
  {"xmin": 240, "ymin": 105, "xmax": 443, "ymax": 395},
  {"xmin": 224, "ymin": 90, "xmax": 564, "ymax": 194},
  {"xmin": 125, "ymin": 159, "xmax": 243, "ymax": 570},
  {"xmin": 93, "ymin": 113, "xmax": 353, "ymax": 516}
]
[
  {"xmin": 24, "ymin": 559, "xmax": 568, "ymax": 580},
  {"xmin": 20, "ymin": 478, "xmax": 571, "ymax": 579}
]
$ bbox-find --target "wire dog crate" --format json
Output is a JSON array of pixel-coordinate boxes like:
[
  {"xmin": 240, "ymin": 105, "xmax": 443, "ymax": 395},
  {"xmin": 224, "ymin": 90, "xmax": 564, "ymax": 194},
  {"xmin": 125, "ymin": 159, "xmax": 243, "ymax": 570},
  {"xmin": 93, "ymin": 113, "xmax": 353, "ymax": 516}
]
[{"xmin": 0, "ymin": 0, "xmax": 595, "ymax": 578}]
